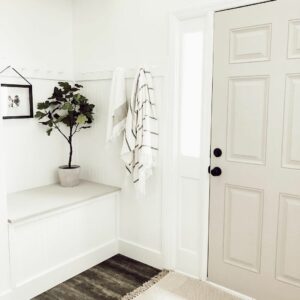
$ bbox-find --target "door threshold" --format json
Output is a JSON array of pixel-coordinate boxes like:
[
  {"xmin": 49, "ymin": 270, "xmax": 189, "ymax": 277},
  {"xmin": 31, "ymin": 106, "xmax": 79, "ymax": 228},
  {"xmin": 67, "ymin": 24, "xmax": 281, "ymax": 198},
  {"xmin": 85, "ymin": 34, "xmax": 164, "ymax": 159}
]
[
  {"xmin": 206, "ymin": 281, "xmax": 255, "ymax": 300},
  {"xmin": 175, "ymin": 269, "xmax": 254, "ymax": 300}
]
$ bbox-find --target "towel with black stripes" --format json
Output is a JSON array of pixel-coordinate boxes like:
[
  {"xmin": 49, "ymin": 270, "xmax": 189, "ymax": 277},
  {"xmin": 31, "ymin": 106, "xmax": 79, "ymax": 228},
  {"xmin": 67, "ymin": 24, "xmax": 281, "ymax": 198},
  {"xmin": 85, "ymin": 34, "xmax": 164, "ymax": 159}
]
[{"xmin": 121, "ymin": 67, "xmax": 158, "ymax": 194}]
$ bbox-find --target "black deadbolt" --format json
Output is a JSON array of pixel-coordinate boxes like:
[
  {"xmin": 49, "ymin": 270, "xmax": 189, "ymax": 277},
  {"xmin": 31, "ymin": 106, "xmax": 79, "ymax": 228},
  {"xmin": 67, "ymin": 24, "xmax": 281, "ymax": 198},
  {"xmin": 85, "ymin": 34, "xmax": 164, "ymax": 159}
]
[
  {"xmin": 213, "ymin": 148, "xmax": 222, "ymax": 158},
  {"xmin": 210, "ymin": 167, "xmax": 222, "ymax": 177}
]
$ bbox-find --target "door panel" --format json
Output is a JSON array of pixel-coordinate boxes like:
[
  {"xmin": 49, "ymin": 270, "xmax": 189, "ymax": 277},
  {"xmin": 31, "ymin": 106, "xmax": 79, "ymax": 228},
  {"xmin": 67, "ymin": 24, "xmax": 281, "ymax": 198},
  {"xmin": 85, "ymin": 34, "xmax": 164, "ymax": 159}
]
[
  {"xmin": 282, "ymin": 75, "xmax": 300, "ymax": 169},
  {"xmin": 224, "ymin": 185, "xmax": 264, "ymax": 273},
  {"xmin": 209, "ymin": 1, "xmax": 300, "ymax": 299},
  {"xmin": 229, "ymin": 24, "xmax": 272, "ymax": 63},
  {"xmin": 276, "ymin": 194, "xmax": 300, "ymax": 288},
  {"xmin": 227, "ymin": 76, "xmax": 269, "ymax": 164},
  {"xmin": 288, "ymin": 20, "xmax": 300, "ymax": 59}
]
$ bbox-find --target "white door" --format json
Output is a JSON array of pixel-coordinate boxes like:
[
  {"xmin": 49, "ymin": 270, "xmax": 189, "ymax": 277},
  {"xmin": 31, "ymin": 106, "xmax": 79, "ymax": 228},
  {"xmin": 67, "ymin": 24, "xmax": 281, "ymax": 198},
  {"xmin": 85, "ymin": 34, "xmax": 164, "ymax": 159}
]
[{"xmin": 209, "ymin": 1, "xmax": 300, "ymax": 299}]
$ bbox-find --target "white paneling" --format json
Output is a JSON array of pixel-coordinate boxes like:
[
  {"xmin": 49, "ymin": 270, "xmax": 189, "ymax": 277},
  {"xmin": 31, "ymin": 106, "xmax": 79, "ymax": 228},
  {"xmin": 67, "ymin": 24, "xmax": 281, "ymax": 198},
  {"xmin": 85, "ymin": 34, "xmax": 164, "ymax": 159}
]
[
  {"xmin": 227, "ymin": 76, "xmax": 269, "ymax": 164},
  {"xmin": 288, "ymin": 20, "xmax": 300, "ymax": 59},
  {"xmin": 76, "ymin": 79, "xmax": 124, "ymax": 187},
  {"xmin": 282, "ymin": 74, "xmax": 300, "ymax": 169},
  {"xmin": 77, "ymin": 76, "xmax": 164, "ymax": 265},
  {"xmin": 119, "ymin": 239, "xmax": 163, "ymax": 269},
  {"xmin": 224, "ymin": 185, "xmax": 263, "ymax": 273},
  {"xmin": 10, "ymin": 194, "xmax": 117, "ymax": 286},
  {"xmin": 179, "ymin": 177, "xmax": 200, "ymax": 252},
  {"xmin": 276, "ymin": 194, "xmax": 300, "ymax": 287},
  {"xmin": 176, "ymin": 176, "xmax": 202, "ymax": 276},
  {"xmin": 229, "ymin": 24, "xmax": 272, "ymax": 63}
]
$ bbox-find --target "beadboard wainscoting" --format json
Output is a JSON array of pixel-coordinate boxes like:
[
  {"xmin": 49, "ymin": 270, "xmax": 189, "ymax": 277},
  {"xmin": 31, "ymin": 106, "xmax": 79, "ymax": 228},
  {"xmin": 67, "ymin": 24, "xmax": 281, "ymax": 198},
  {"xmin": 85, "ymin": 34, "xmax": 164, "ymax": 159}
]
[{"xmin": 76, "ymin": 71, "xmax": 165, "ymax": 269}]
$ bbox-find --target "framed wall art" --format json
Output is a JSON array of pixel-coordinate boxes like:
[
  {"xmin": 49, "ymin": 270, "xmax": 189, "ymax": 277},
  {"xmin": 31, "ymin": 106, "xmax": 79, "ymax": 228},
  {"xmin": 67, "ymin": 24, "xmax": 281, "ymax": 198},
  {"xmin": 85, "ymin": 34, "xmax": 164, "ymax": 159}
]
[{"xmin": 1, "ymin": 84, "xmax": 33, "ymax": 119}]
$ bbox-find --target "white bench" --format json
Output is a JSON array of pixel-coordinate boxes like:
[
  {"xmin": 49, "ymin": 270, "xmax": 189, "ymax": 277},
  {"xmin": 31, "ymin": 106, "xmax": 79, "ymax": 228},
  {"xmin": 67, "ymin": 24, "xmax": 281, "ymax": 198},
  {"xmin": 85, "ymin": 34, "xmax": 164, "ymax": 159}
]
[{"xmin": 7, "ymin": 181, "xmax": 120, "ymax": 300}]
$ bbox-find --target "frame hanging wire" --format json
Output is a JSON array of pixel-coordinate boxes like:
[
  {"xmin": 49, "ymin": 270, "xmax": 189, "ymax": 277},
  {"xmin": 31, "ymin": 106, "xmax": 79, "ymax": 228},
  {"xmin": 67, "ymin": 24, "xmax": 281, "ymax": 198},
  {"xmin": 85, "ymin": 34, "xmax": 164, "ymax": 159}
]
[{"xmin": 0, "ymin": 65, "xmax": 32, "ymax": 86}]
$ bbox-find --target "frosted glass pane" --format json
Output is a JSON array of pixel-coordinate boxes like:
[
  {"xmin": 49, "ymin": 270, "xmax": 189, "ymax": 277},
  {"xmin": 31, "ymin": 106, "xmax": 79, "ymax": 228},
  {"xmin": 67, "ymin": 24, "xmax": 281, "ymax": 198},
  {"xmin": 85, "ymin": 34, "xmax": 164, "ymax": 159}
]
[{"xmin": 180, "ymin": 31, "xmax": 204, "ymax": 158}]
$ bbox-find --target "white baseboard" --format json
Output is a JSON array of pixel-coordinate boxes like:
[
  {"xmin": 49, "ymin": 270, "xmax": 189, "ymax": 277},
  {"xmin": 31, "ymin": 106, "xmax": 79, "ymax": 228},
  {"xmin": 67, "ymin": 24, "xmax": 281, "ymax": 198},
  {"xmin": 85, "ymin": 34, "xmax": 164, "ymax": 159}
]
[
  {"xmin": 118, "ymin": 239, "xmax": 164, "ymax": 270},
  {"xmin": 12, "ymin": 239, "xmax": 118, "ymax": 300},
  {"xmin": 0, "ymin": 289, "xmax": 13, "ymax": 300},
  {"xmin": 175, "ymin": 269, "xmax": 200, "ymax": 280},
  {"xmin": 3, "ymin": 240, "xmax": 255, "ymax": 300}
]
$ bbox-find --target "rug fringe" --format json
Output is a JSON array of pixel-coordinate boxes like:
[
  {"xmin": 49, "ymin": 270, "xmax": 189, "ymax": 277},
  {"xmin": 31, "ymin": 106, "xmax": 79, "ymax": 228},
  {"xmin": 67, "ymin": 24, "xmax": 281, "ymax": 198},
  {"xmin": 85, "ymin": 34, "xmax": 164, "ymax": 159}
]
[{"xmin": 122, "ymin": 269, "xmax": 170, "ymax": 300}]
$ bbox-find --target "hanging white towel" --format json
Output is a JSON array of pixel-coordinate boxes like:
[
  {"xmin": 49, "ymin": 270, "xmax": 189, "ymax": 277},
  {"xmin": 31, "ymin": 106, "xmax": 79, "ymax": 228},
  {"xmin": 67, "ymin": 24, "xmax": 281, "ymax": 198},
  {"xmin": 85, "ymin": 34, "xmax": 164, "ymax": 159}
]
[
  {"xmin": 106, "ymin": 67, "xmax": 127, "ymax": 142},
  {"xmin": 121, "ymin": 68, "xmax": 158, "ymax": 194}
]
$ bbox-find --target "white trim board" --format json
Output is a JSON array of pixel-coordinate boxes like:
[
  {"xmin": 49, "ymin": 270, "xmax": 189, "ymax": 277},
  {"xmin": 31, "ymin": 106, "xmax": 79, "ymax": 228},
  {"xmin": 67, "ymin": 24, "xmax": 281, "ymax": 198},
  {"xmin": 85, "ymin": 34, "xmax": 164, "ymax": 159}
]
[
  {"xmin": 0, "ymin": 71, "xmax": 73, "ymax": 82},
  {"xmin": 0, "ymin": 289, "xmax": 13, "ymax": 300},
  {"xmin": 165, "ymin": 10, "xmax": 213, "ymax": 280},
  {"xmin": 75, "ymin": 66, "xmax": 166, "ymax": 82}
]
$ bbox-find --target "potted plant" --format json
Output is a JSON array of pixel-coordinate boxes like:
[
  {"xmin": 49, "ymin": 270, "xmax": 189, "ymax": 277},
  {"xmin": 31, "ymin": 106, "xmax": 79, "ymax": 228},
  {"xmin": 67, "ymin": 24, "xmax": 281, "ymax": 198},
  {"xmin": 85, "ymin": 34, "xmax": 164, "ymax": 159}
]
[{"xmin": 35, "ymin": 82, "xmax": 95, "ymax": 187}]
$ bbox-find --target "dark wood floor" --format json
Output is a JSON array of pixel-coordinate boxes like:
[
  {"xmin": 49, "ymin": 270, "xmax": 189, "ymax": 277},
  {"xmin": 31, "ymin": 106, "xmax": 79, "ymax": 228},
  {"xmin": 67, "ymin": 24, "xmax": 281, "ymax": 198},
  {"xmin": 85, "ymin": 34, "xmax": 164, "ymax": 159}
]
[{"xmin": 34, "ymin": 254, "xmax": 160, "ymax": 300}]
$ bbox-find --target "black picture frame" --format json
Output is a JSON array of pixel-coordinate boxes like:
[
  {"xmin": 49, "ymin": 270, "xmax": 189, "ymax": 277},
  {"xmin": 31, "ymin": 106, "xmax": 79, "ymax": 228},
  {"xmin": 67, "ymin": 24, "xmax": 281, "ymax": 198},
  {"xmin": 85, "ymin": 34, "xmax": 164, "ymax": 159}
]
[{"xmin": 1, "ymin": 84, "xmax": 33, "ymax": 119}]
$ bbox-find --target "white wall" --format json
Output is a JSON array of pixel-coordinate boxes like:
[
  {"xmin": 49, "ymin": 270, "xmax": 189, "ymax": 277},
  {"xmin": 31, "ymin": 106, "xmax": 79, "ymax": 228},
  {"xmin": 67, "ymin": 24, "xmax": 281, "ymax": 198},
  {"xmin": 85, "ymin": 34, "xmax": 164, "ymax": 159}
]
[
  {"xmin": 73, "ymin": 0, "xmax": 269, "ymax": 272},
  {"xmin": 0, "ymin": 0, "xmax": 73, "ymax": 79},
  {"xmin": 2, "ymin": 77, "xmax": 72, "ymax": 194},
  {"xmin": 72, "ymin": 0, "xmax": 266, "ymax": 78},
  {"xmin": 0, "ymin": 1, "xmax": 74, "ymax": 295},
  {"xmin": 0, "ymin": 0, "xmax": 74, "ymax": 193},
  {"xmin": 0, "ymin": 113, "xmax": 11, "ymax": 300}
]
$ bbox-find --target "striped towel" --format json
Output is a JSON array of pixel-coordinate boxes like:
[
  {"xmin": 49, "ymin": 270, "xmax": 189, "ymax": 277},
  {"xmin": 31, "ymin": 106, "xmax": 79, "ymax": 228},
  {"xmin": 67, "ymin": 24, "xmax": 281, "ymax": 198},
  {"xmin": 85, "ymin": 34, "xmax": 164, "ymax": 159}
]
[
  {"xmin": 121, "ymin": 68, "xmax": 158, "ymax": 194},
  {"xmin": 106, "ymin": 68, "xmax": 128, "ymax": 142}
]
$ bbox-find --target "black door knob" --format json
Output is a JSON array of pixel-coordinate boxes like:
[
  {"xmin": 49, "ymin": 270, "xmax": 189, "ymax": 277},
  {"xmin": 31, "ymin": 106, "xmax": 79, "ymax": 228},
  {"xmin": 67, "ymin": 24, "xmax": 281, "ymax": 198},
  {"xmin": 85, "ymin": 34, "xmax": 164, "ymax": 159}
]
[
  {"xmin": 213, "ymin": 148, "xmax": 222, "ymax": 158},
  {"xmin": 210, "ymin": 167, "xmax": 222, "ymax": 177}
]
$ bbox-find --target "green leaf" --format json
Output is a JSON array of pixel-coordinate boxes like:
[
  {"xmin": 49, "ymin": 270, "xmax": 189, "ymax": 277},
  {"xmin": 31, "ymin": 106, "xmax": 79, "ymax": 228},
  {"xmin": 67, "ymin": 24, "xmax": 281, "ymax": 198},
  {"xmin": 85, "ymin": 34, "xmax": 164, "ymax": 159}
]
[
  {"xmin": 36, "ymin": 82, "xmax": 94, "ymax": 136},
  {"xmin": 62, "ymin": 102, "xmax": 73, "ymax": 111},
  {"xmin": 35, "ymin": 111, "xmax": 46, "ymax": 119},
  {"xmin": 37, "ymin": 103, "xmax": 44, "ymax": 110},
  {"xmin": 40, "ymin": 121, "xmax": 50, "ymax": 126},
  {"xmin": 46, "ymin": 128, "xmax": 53, "ymax": 136},
  {"xmin": 56, "ymin": 115, "xmax": 67, "ymax": 122},
  {"xmin": 76, "ymin": 114, "xmax": 88, "ymax": 125}
]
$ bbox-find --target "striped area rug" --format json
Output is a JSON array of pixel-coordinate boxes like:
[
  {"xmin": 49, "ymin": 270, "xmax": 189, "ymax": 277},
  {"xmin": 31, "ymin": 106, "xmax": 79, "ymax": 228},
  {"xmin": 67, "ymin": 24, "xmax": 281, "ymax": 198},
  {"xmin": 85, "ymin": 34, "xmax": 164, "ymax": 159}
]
[{"xmin": 34, "ymin": 255, "xmax": 162, "ymax": 300}]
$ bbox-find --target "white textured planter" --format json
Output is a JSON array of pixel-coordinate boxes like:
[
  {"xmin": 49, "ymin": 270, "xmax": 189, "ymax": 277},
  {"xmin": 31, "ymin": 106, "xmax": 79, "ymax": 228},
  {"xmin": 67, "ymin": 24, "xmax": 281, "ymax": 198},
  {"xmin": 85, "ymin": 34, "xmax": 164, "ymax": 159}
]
[{"xmin": 58, "ymin": 165, "xmax": 81, "ymax": 187}]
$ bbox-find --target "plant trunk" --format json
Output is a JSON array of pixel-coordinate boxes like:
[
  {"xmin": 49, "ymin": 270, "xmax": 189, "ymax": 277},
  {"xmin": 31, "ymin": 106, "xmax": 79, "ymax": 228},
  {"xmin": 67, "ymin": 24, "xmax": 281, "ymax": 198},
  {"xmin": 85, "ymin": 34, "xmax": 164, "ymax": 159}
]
[
  {"xmin": 68, "ymin": 127, "xmax": 73, "ymax": 168},
  {"xmin": 68, "ymin": 140, "xmax": 73, "ymax": 168}
]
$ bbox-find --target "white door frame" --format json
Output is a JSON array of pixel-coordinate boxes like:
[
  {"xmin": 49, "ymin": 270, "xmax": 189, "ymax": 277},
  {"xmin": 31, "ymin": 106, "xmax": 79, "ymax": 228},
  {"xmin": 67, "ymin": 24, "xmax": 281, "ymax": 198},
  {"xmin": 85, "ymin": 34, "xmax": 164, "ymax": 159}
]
[{"xmin": 163, "ymin": 0, "xmax": 276, "ymax": 286}]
